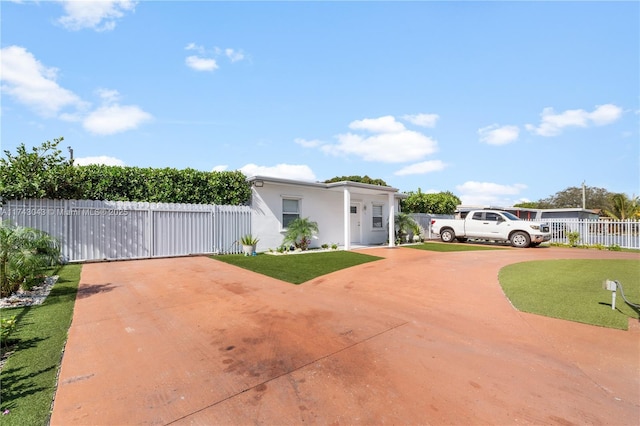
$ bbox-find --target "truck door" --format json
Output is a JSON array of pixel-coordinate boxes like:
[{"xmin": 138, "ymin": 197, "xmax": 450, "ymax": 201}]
[
  {"xmin": 465, "ymin": 211, "xmax": 492, "ymax": 238},
  {"xmin": 484, "ymin": 212, "xmax": 506, "ymax": 239}
]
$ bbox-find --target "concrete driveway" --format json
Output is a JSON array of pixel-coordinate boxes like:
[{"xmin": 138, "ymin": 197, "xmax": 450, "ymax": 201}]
[{"xmin": 50, "ymin": 247, "xmax": 639, "ymax": 425}]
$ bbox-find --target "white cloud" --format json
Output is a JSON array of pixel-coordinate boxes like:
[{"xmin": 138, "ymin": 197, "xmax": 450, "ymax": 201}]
[
  {"xmin": 212, "ymin": 165, "xmax": 228, "ymax": 172},
  {"xmin": 185, "ymin": 43, "xmax": 204, "ymax": 53},
  {"xmin": 478, "ymin": 124, "xmax": 520, "ymax": 145},
  {"xmin": 1, "ymin": 46, "xmax": 150, "ymax": 135},
  {"xmin": 456, "ymin": 181, "xmax": 527, "ymax": 206},
  {"xmin": 526, "ymin": 104, "xmax": 623, "ymax": 136},
  {"xmin": 402, "ymin": 113, "xmax": 439, "ymax": 128},
  {"xmin": 185, "ymin": 44, "xmax": 246, "ymax": 72},
  {"xmin": 588, "ymin": 104, "xmax": 623, "ymax": 125},
  {"xmin": 96, "ymin": 88, "xmax": 121, "ymax": 104},
  {"xmin": 57, "ymin": 0, "xmax": 137, "ymax": 31},
  {"xmin": 394, "ymin": 160, "xmax": 447, "ymax": 176},
  {"xmin": 185, "ymin": 55, "xmax": 218, "ymax": 72},
  {"xmin": 322, "ymin": 129, "xmax": 437, "ymax": 163},
  {"xmin": 294, "ymin": 138, "xmax": 323, "ymax": 148},
  {"xmin": 349, "ymin": 115, "xmax": 406, "ymax": 133},
  {"xmin": 83, "ymin": 104, "xmax": 152, "ymax": 135},
  {"xmin": 299, "ymin": 114, "xmax": 439, "ymax": 163},
  {"xmin": 74, "ymin": 156, "xmax": 126, "ymax": 166},
  {"xmin": 0, "ymin": 45, "xmax": 87, "ymax": 117},
  {"xmin": 240, "ymin": 163, "xmax": 316, "ymax": 181},
  {"xmin": 225, "ymin": 48, "xmax": 245, "ymax": 63}
]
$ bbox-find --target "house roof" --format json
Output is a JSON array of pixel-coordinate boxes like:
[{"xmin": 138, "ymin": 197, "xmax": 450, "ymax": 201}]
[{"xmin": 247, "ymin": 175, "xmax": 407, "ymax": 198}]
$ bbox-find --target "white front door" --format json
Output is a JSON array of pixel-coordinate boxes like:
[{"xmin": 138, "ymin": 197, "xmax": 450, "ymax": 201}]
[{"xmin": 350, "ymin": 203, "xmax": 361, "ymax": 243}]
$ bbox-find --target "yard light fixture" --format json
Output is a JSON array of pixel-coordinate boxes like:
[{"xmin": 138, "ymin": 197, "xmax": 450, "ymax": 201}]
[{"xmin": 603, "ymin": 279, "xmax": 618, "ymax": 310}]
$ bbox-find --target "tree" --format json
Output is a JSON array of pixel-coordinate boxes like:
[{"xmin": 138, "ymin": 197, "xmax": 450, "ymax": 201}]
[
  {"xmin": 282, "ymin": 217, "xmax": 319, "ymax": 250},
  {"xmin": 0, "ymin": 137, "xmax": 80, "ymax": 201},
  {"xmin": 513, "ymin": 201, "xmax": 541, "ymax": 209},
  {"xmin": 536, "ymin": 186, "xmax": 614, "ymax": 212},
  {"xmin": 0, "ymin": 221, "xmax": 60, "ymax": 297},
  {"xmin": 402, "ymin": 189, "xmax": 460, "ymax": 215},
  {"xmin": 604, "ymin": 193, "xmax": 640, "ymax": 220},
  {"xmin": 324, "ymin": 175, "xmax": 388, "ymax": 186}
]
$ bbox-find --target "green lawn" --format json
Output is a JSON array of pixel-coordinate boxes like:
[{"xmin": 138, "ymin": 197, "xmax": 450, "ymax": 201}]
[
  {"xmin": 406, "ymin": 242, "xmax": 507, "ymax": 252},
  {"xmin": 212, "ymin": 251, "xmax": 383, "ymax": 284},
  {"xmin": 499, "ymin": 259, "xmax": 639, "ymax": 330},
  {"xmin": 0, "ymin": 264, "xmax": 81, "ymax": 425}
]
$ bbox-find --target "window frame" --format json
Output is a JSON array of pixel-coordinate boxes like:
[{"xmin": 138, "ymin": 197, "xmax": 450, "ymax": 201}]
[
  {"xmin": 281, "ymin": 196, "xmax": 301, "ymax": 229},
  {"xmin": 371, "ymin": 203, "xmax": 384, "ymax": 230}
]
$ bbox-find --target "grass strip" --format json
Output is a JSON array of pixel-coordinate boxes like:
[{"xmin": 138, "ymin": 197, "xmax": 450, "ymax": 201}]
[
  {"xmin": 211, "ymin": 251, "xmax": 383, "ymax": 284},
  {"xmin": 406, "ymin": 242, "xmax": 507, "ymax": 252},
  {"xmin": 499, "ymin": 259, "xmax": 639, "ymax": 330},
  {"xmin": 0, "ymin": 264, "xmax": 81, "ymax": 425}
]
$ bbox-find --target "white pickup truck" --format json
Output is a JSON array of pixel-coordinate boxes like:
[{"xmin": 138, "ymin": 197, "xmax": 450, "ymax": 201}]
[{"xmin": 430, "ymin": 210, "xmax": 551, "ymax": 248}]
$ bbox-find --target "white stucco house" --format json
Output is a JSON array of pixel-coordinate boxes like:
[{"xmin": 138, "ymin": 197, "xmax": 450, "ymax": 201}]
[{"xmin": 248, "ymin": 176, "xmax": 405, "ymax": 252}]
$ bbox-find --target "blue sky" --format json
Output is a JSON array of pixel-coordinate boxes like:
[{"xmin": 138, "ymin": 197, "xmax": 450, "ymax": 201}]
[{"xmin": 1, "ymin": 1, "xmax": 638, "ymax": 206}]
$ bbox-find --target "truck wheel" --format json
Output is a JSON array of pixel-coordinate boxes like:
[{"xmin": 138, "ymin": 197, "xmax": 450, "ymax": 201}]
[
  {"xmin": 440, "ymin": 228, "xmax": 456, "ymax": 243},
  {"xmin": 510, "ymin": 231, "xmax": 531, "ymax": 248}
]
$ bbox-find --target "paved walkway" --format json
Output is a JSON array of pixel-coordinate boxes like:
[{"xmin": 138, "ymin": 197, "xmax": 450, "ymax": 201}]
[{"xmin": 50, "ymin": 247, "xmax": 639, "ymax": 425}]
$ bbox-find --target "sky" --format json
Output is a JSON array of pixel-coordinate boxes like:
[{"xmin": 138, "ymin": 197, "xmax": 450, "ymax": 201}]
[{"xmin": 1, "ymin": 0, "xmax": 638, "ymax": 206}]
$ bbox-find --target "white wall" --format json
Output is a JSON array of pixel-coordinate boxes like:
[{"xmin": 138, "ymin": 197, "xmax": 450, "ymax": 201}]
[{"xmin": 251, "ymin": 183, "xmax": 395, "ymax": 252}]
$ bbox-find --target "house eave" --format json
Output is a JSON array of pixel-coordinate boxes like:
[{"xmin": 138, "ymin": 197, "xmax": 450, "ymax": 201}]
[{"xmin": 248, "ymin": 175, "xmax": 405, "ymax": 198}]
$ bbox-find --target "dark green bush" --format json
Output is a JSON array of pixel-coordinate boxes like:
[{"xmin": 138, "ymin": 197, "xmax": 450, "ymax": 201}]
[{"xmin": 1, "ymin": 139, "xmax": 251, "ymax": 205}]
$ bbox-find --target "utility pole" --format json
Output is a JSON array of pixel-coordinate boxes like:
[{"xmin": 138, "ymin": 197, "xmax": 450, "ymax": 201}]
[
  {"xmin": 68, "ymin": 146, "xmax": 74, "ymax": 161},
  {"xmin": 582, "ymin": 181, "xmax": 586, "ymax": 209}
]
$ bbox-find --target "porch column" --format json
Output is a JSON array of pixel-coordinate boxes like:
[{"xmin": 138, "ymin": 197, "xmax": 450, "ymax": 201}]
[
  {"xmin": 343, "ymin": 188, "xmax": 351, "ymax": 250},
  {"xmin": 388, "ymin": 192, "xmax": 395, "ymax": 247}
]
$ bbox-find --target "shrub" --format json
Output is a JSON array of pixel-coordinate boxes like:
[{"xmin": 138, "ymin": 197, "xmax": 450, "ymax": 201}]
[
  {"xmin": 0, "ymin": 221, "xmax": 60, "ymax": 297},
  {"xmin": 0, "ymin": 139, "xmax": 252, "ymax": 205},
  {"xmin": 282, "ymin": 218, "xmax": 319, "ymax": 251},
  {"xmin": 1, "ymin": 316, "xmax": 17, "ymax": 346},
  {"xmin": 566, "ymin": 231, "xmax": 580, "ymax": 247}
]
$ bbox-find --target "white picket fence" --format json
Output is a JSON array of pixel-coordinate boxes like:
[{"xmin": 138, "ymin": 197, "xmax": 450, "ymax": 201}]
[
  {"xmin": 0, "ymin": 199, "xmax": 252, "ymax": 262},
  {"xmin": 539, "ymin": 218, "xmax": 640, "ymax": 249}
]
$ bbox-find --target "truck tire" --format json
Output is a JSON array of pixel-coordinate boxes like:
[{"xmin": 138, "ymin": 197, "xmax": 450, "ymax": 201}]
[
  {"xmin": 510, "ymin": 231, "xmax": 531, "ymax": 248},
  {"xmin": 440, "ymin": 228, "xmax": 456, "ymax": 243}
]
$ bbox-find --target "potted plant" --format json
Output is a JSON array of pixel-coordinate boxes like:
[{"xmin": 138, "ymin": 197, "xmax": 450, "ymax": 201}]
[{"xmin": 240, "ymin": 234, "xmax": 259, "ymax": 256}]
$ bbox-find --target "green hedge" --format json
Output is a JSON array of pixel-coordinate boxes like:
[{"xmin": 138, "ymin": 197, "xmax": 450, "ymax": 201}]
[
  {"xmin": 1, "ymin": 140, "xmax": 251, "ymax": 205},
  {"xmin": 74, "ymin": 165, "xmax": 251, "ymax": 205}
]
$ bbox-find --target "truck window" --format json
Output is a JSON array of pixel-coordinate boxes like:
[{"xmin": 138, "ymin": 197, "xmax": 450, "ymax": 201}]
[
  {"xmin": 486, "ymin": 212, "xmax": 500, "ymax": 221},
  {"xmin": 502, "ymin": 211, "xmax": 521, "ymax": 221},
  {"xmin": 472, "ymin": 212, "xmax": 483, "ymax": 220}
]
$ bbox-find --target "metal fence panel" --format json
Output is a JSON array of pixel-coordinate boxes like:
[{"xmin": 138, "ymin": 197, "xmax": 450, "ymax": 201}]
[{"xmin": 0, "ymin": 199, "xmax": 251, "ymax": 262}]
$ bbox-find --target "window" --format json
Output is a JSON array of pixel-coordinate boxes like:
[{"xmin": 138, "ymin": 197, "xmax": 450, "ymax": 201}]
[
  {"xmin": 282, "ymin": 198, "xmax": 300, "ymax": 228},
  {"xmin": 372, "ymin": 204, "xmax": 383, "ymax": 228},
  {"xmin": 485, "ymin": 212, "xmax": 500, "ymax": 221},
  {"xmin": 472, "ymin": 212, "xmax": 483, "ymax": 220}
]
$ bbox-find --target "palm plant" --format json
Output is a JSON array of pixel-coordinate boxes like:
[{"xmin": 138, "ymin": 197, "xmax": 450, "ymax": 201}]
[
  {"xmin": 604, "ymin": 193, "xmax": 640, "ymax": 220},
  {"xmin": 394, "ymin": 212, "xmax": 420, "ymax": 244},
  {"xmin": 0, "ymin": 221, "xmax": 60, "ymax": 297},
  {"xmin": 282, "ymin": 217, "xmax": 319, "ymax": 250}
]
